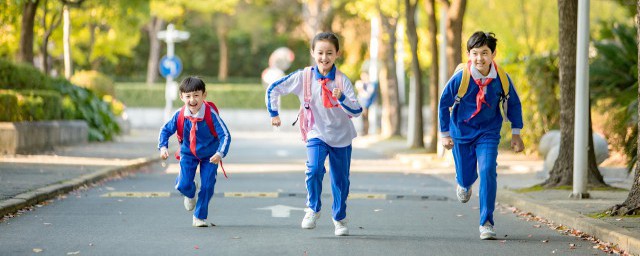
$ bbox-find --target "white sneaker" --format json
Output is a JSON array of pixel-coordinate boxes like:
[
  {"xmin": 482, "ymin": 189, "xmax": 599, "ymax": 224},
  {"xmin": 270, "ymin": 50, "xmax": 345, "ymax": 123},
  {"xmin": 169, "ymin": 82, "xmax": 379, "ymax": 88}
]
[
  {"xmin": 479, "ymin": 222, "xmax": 496, "ymax": 240},
  {"xmin": 183, "ymin": 181, "xmax": 199, "ymax": 211},
  {"xmin": 301, "ymin": 208, "xmax": 320, "ymax": 229},
  {"xmin": 333, "ymin": 219, "xmax": 349, "ymax": 236},
  {"xmin": 456, "ymin": 185, "xmax": 472, "ymax": 203},
  {"xmin": 192, "ymin": 216, "xmax": 208, "ymax": 227}
]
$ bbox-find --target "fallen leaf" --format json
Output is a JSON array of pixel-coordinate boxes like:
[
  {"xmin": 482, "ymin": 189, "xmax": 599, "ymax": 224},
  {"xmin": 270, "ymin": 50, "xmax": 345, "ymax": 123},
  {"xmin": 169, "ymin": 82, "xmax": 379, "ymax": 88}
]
[
  {"xmin": 528, "ymin": 234, "xmax": 532, "ymax": 238},
  {"xmin": 615, "ymin": 218, "xmax": 622, "ymax": 221},
  {"xmin": 89, "ymin": 243, "xmax": 94, "ymax": 246},
  {"xmin": 542, "ymin": 240, "xmax": 549, "ymax": 243},
  {"xmin": 194, "ymin": 246, "xmax": 199, "ymax": 249},
  {"xmin": 374, "ymin": 209, "xmax": 383, "ymax": 212},
  {"xmin": 43, "ymin": 223, "xmax": 51, "ymax": 226},
  {"xmin": 232, "ymin": 236, "xmax": 241, "ymax": 239},
  {"xmin": 33, "ymin": 248, "xmax": 43, "ymax": 253},
  {"xmin": 533, "ymin": 224, "xmax": 541, "ymax": 228},
  {"xmin": 456, "ymin": 214, "xmax": 463, "ymax": 217},
  {"xmin": 67, "ymin": 251, "xmax": 80, "ymax": 255},
  {"xmin": 472, "ymin": 206, "xmax": 479, "ymax": 210},
  {"xmin": 569, "ymin": 243, "xmax": 576, "ymax": 249}
]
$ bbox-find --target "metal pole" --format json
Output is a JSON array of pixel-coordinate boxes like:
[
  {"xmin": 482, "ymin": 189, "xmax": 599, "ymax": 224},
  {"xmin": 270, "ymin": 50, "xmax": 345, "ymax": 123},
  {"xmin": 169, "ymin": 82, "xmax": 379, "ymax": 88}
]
[
  {"xmin": 437, "ymin": 6, "xmax": 448, "ymax": 157},
  {"xmin": 571, "ymin": 0, "xmax": 590, "ymax": 199}
]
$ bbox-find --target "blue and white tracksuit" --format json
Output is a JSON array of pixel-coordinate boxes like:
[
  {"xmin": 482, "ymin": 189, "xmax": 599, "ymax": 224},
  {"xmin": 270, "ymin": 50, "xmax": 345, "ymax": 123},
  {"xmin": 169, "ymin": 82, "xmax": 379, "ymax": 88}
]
[
  {"xmin": 438, "ymin": 63, "xmax": 523, "ymax": 227},
  {"xmin": 266, "ymin": 65, "xmax": 362, "ymax": 221},
  {"xmin": 158, "ymin": 104, "xmax": 231, "ymax": 220}
]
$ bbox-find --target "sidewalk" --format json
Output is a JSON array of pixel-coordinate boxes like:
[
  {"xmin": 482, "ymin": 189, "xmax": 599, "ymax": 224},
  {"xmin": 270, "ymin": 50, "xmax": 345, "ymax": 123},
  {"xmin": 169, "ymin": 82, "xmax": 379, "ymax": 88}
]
[{"xmin": 1, "ymin": 128, "xmax": 639, "ymax": 255}]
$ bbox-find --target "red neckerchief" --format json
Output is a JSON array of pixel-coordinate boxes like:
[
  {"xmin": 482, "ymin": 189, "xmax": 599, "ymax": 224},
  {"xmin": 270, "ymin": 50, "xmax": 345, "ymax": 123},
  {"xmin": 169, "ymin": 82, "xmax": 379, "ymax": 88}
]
[
  {"xmin": 465, "ymin": 62, "xmax": 493, "ymax": 122},
  {"xmin": 319, "ymin": 78, "xmax": 339, "ymax": 108}
]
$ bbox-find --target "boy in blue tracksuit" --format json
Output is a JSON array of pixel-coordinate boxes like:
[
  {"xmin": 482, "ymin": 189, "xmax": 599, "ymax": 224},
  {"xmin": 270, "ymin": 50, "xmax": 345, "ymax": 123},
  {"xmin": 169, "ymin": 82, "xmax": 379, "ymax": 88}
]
[
  {"xmin": 439, "ymin": 32, "xmax": 524, "ymax": 240},
  {"xmin": 158, "ymin": 76, "xmax": 231, "ymax": 227}
]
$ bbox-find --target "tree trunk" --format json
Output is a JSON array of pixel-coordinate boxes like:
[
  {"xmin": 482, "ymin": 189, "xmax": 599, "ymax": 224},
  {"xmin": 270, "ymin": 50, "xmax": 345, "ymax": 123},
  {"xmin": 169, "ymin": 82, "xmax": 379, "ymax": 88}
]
[
  {"xmin": 587, "ymin": 105, "xmax": 608, "ymax": 187},
  {"xmin": 18, "ymin": 0, "xmax": 40, "ymax": 65},
  {"xmin": 405, "ymin": 0, "xmax": 424, "ymax": 148},
  {"xmin": 610, "ymin": 0, "xmax": 640, "ymax": 216},
  {"xmin": 378, "ymin": 6, "xmax": 401, "ymax": 138},
  {"xmin": 425, "ymin": 0, "xmax": 439, "ymax": 153},
  {"xmin": 146, "ymin": 16, "xmax": 164, "ymax": 86},
  {"xmin": 216, "ymin": 14, "xmax": 229, "ymax": 81},
  {"xmin": 542, "ymin": 0, "xmax": 578, "ymax": 188},
  {"xmin": 40, "ymin": 0, "xmax": 62, "ymax": 74},
  {"xmin": 63, "ymin": 4, "xmax": 72, "ymax": 79},
  {"xmin": 440, "ymin": 0, "xmax": 467, "ymax": 76}
]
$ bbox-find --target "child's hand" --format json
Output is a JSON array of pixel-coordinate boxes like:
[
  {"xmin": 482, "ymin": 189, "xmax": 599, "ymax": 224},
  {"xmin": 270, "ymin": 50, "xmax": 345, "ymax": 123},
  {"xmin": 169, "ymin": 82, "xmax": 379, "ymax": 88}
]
[
  {"xmin": 332, "ymin": 88, "xmax": 342, "ymax": 99},
  {"xmin": 160, "ymin": 147, "xmax": 169, "ymax": 160},
  {"xmin": 441, "ymin": 137, "xmax": 454, "ymax": 150},
  {"xmin": 271, "ymin": 116, "xmax": 281, "ymax": 127},
  {"xmin": 210, "ymin": 154, "xmax": 221, "ymax": 164},
  {"xmin": 511, "ymin": 134, "xmax": 524, "ymax": 153}
]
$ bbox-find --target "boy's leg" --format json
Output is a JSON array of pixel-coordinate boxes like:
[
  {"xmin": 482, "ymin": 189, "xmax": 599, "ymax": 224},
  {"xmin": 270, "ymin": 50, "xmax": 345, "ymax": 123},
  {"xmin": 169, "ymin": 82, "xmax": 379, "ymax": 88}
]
[
  {"xmin": 451, "ymin": 142, "xmax": 478, "ymax": 190},
  {"xmin": 194, "ymin": 159, "xmax": 218, "ymax": 220},
  {"xmin": 476, "ymin": 138, "xmax": 499, "ymax": 226},
  {"xmin": 175, "ymin": 154, "xmax": 198, "ymax": 198},
  {"xmin": 328, "ymin": 144, "xmax": 352, "ymax": 221},
  {"xmin": 305, "ymin": 138, "xmax": 329, "ymax": 213}
]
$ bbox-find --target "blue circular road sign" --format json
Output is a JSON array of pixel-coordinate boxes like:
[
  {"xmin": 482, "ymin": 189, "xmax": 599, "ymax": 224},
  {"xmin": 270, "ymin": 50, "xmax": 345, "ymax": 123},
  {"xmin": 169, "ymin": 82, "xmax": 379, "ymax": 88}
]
[{"xmin": 159, "ymin": 56, "xmax": 183, "ymax": 78}]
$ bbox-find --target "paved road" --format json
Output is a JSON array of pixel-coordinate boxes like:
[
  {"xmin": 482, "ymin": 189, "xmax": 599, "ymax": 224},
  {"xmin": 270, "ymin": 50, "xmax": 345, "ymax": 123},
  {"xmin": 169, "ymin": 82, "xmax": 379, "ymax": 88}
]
[{"xmin": 0, "ymin": 130, "xmax": 608, "ymax": 255}]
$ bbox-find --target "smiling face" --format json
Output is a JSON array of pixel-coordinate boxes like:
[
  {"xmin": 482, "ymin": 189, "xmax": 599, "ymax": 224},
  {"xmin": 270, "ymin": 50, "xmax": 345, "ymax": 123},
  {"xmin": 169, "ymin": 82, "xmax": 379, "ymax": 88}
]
[
  {"xmin": 467, "ymin": 45, "xmax": 496, "ymax": 76},
  {"xmin": 180, "ymin": 90, "xmax": 207, "ymax": 114},
  {"xmin": 310, "ymin": 40, "xmax": 339, "ymax": 75}
]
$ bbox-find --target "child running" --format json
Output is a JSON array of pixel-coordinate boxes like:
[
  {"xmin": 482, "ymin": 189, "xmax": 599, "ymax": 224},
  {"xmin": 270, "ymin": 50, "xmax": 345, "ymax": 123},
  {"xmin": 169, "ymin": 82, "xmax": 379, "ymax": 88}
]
[
  {"xmin": 265, "ymin": 32, "xmax": 362, "ymax": 236},
  {"xmin": 439, "ymin": 31, "xmax": 524, "ymax": 240},
  {"xmin": 159, "ymin": 76, "xmax": 231, "ymax": 227}
]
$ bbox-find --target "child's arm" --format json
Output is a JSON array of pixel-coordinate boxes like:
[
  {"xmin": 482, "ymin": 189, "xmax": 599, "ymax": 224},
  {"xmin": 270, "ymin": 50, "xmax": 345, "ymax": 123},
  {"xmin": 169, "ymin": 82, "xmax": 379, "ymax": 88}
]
[
  {"xmin": 265, "ymin": 69, "xmax": 304, "ymax": 118},
  {"xmin": 438, "ymin": 74, "xmax": 460, "ymax": 139},
  {"xmin": 210, "ymin": 109, "xmax": 231, "ymax": 163},
  {"xmin": 505, "ymin": 75, "xmax": 524, "ymax": 153},
  {"xmin": 335, "ymin": 78, "xmax": 363, "ymax": 117},
  {"xmin": 158, "ymin": 111, "xmax": 180, "ymax": 158}
]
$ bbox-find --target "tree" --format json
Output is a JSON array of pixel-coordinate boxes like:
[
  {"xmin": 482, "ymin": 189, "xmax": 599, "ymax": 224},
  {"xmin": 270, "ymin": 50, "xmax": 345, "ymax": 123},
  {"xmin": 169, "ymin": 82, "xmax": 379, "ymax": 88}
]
[
  {"xmin": 542, "ymin": 0, "xmax": 606, "ymax": 188},
  {"xmin": 424, "ymin": 0, "xmax": 438, "ymax": 152},
  {"xmin": 378, "ymin": 0, "xmax": 401, "ymax": 138},
  {"xmin": 144, "ymin": 16, "xmax": 164, "ymax": 85},
  {"xmin": 609, "ymin": 0, "xmax": 640, "ymax": 216},
  {"xmin": 439, "ymin": 0, "xmax": 466, "ymax": 76},
  {"xmin": 17, "ymin": 0, "xmax": 40, "ymax": 64},
  {"xmin": 405, "ymin": 0, "xmax": 423, "ymax": 148},
  {"xmin": 39, "ymin": 0, "xmax": 62, "ymax": 74}
]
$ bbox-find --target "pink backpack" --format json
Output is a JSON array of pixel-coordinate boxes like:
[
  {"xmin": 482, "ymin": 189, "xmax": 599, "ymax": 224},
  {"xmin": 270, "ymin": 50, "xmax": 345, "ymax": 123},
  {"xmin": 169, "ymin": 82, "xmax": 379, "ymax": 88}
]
[{"xmin": 294, "ymin": 66, "xmax": 344, "ymax": 142}]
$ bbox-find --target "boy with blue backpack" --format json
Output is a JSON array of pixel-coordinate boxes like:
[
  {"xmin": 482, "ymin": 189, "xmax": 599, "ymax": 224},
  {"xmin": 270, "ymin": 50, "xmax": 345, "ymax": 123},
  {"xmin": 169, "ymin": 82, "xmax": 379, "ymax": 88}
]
[
  {"xmin": 439, "ymin": 31, "xmax": 524, "ymax": 240},
  {"xmin": 159, "ymin": 76, "xmax": 231, "ymax": 227}
]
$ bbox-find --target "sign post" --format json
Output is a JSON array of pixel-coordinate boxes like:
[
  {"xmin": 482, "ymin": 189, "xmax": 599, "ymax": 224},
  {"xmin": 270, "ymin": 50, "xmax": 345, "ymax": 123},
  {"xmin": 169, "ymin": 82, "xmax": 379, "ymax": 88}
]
[{"xmin": 158, "ymin": 23, "xmax": 190, "ymax": 122}]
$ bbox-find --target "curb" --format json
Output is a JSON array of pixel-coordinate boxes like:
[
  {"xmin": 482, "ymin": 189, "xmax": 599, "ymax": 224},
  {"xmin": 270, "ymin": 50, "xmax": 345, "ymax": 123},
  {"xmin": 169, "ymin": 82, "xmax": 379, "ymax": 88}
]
[
  {"xmin": 497, "ymin": 189, "xmax": 640, "ymax": 255},
  {"xmin": 0, "ymin": 156, "xmax": 161, "ymax": 218}
]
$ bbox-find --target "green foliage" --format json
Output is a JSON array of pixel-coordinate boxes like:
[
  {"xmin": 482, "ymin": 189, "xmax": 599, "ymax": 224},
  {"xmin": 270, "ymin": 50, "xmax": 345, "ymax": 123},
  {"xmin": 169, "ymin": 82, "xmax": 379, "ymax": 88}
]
[
  {"xmin": 50, "ymin": 77, "xmax": 120, "ymax": 141},
  {"xmin": 70, "ymin": 70, "xmax": 115, "ymax": 98},
  {"xmin": 501, "ymin": 54, "xmax": 560, "ymax": 153},
  {"xmin": 590, "ymin": 22, "xmax": 638, "ymax": 172},
  {"xmin": 0, "ymin": 90, "xmax": 20, "ymax": 121},
  {"xmin": 115, "ymin": 82, "xmax": 299, "ymax": 109},
  {"xmin": 17, "ymin": 90, "xmax": 63, "ymax": 121},
  {"xmin": 0, "ymin": 58, "xmax": 50, "ymax": 90}
]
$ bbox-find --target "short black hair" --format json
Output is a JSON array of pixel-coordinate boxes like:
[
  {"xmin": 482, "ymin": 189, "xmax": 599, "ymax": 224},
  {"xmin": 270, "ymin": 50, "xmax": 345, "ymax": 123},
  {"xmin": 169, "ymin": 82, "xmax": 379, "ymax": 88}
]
[
  {"xmin": 467, "ymin": 31, "xmax": 497, "ymax": 53},
  {"xmin": 179, "ymin": 76, "xmax": 206, "ymax": 93},
  {"xmin": 311, "ymin": 32, "xmax": 340, "ymax": 52}
]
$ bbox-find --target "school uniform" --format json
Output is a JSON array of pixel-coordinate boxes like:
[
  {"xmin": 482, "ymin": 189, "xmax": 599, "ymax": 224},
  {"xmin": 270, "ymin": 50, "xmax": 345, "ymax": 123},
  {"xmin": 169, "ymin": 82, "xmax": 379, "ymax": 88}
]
[
  {"xmin": 158, "ymin": 104, "xmax": 231, "ymax": 220},
  {"xmin": 438, "ymin": 62, "xmax": 523, "ymax": 226},
  {"xmin": 266, "ymin": 65, "xmax": 362, "ymax": 221}
]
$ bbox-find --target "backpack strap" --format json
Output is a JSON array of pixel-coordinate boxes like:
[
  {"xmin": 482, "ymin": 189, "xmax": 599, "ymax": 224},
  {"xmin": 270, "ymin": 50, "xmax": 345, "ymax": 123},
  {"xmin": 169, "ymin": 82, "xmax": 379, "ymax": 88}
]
[
  {"xmin": 455, "ymin": 62, "xmax": 470, "ymax": 105},
  {"xmin": 176, "ymin": 106, "xmax": 186, "ymax": 144},
  {"xmin": 203, "ymin": 101, "xmax": 218, "ymax": 139},
  {"xmin": 335, "ymin": 69, "xmax": 344, "ymax": 91},
  {"xmin": 494, "ymin": 62, "xmax": 510, "ymax": 100},
  {"xmin": 303, "ymin": 67, "xmax": 313, "ymax": 106}
]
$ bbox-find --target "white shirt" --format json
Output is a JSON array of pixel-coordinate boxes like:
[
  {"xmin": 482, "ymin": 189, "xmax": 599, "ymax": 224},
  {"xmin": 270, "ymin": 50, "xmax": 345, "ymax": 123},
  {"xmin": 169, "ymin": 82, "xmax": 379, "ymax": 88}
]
[{"xmin": 266, "ymin": 68, "xmax": 362, "ymax": 147}]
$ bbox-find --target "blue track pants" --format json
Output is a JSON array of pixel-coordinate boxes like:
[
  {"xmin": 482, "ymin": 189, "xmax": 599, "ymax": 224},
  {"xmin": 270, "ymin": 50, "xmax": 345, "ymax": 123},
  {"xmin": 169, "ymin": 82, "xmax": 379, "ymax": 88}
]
[{"xmin": 175, "ymin": 153, "xmax": 218, "ymax": 220}]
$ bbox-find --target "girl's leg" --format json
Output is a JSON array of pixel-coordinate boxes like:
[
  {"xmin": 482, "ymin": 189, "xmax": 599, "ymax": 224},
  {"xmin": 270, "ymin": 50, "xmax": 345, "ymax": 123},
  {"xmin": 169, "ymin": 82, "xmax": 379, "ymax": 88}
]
[
  {"xmin": 194, "ymin": 159, "xmax": 218, "ymax": 220},
  {"xmin": 476, "ymin": 139, "xmax": 499, "ymax": 226},
  {"xmin": 305, "ymin": 138, "xmax": 329, "ymax": 213},
  {"xmin": 452, "ymin": 142, "xmax": 478, "ymax": 189},
  {"xmin": 328, "ymin": 144, "xmax": 352, "ymax": 221},
  {"xmin": 175, "ymin": 154, "xmax": 198, "ymax": 198}
]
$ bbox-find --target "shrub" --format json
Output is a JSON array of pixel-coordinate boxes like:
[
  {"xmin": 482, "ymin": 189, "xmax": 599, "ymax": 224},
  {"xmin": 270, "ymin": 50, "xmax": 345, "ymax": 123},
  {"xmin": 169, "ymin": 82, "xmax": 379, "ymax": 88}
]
[
  {"xmin": 70, "ymin": 70, "xmax": 115, "ymax": 98},
  {"xmin": 0, "ymin": 58, "xmax": 50, "ymax": 90},
  {"xmin": 17, "ymin": 90, "xmax": 63, "ymax": 121},
  {"xmin": 0, "ymin": 90, "xmax": 20, "ymax": 121}
]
